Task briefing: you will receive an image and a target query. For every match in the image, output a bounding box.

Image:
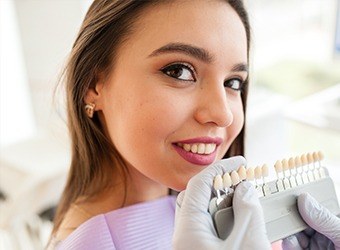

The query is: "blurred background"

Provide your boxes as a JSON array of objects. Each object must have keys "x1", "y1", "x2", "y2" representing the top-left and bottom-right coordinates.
[{"x1": 0, "y1": 0, "x2": 339, "y2": 249}]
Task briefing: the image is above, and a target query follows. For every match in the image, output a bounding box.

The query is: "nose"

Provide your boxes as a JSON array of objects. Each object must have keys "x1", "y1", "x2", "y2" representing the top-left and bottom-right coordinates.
[{"x1": 194, "y1": 81, "x2": 234, "y2": 127}]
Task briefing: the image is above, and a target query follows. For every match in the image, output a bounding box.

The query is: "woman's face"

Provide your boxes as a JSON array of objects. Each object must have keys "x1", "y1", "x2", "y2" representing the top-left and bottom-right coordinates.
[{"x1": 96, "y1": 0, "x2": 247, "y2": 191}]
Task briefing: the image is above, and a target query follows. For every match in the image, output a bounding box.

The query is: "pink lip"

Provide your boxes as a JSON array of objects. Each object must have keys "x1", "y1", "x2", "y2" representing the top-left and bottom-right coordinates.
[{"x1": 172, "y1": 137, "x2": 223, "y2": 165}]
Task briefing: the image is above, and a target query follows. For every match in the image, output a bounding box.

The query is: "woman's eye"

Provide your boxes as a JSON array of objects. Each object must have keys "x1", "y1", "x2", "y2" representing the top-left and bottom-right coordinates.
[
  {"x1": 161, "y1": 63, "x2": 196, "y2": 81},
  {"x1": 224, "y1": 78, "x2": 244, "y2": 91}
]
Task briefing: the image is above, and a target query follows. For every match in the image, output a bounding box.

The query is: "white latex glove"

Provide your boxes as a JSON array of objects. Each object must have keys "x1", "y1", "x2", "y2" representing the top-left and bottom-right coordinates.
[
  {"x1": 172, "y1": 156, "x2": 271, "y2": 250},
  {"x1": 282, "y1": 193, "x2": 340, "y2": 250}
]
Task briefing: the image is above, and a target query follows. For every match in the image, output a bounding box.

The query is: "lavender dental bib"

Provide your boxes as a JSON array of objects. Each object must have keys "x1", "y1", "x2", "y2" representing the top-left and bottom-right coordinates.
[{"x1": 57, "y1": 196, "x2": 176, "y2": 250}]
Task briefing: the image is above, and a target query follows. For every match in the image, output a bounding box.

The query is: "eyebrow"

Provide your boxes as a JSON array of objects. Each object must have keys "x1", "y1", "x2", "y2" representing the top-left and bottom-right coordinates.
[
  {"x1": 148, "y1": 42, "x2": 214, "y2": 63},
  {"x1": 148, "y1": 42, "x2": 248, "y2": 73}
]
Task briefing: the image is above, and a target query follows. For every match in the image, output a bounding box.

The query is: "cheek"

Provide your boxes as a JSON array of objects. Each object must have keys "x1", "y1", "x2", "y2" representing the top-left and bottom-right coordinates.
[{"x1": 219, "y1": 96, "x2": 244, "y2": 158}]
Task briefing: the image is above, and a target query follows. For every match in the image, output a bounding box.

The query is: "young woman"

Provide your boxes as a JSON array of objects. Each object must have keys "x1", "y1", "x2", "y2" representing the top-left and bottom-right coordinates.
[{"x1": 49, "y1": 0, "x2": 340, "y2": 249}]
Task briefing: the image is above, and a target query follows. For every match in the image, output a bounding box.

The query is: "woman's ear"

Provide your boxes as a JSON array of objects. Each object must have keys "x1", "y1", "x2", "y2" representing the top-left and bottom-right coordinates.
[{"x1": 84, "y1": 79, "x2": 105, "y2": 111}]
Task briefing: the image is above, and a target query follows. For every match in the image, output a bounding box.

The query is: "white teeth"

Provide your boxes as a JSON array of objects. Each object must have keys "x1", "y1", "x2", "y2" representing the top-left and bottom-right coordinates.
[
  {"x1": 197, "y1": 143, "x2": 205, "y2": 154},
  {"x1": 179, "y1": 143, "x2": 216, "y2": 155},
  {"x1": 191, "y1": 144, "x2": 198, "y2": 153},
  {"x1": 183, "y1": 144, "x2": 191, "y2": 152}
]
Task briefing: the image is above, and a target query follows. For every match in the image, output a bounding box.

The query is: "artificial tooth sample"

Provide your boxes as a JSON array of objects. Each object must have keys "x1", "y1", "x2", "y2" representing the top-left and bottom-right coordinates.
[
  {"x1": 238, "y1": 165, "x2": 247, "y2": 181},
  {"x1": 213, "y1": 174, "x2": 223, "y2": 205},
  {"x1": 213, "y1": 175, "x2": 223, "y2": 191},
  {"x1": 254, "y1": 166, "x2": 262, "y2": 180},
  {"x1": 223, "y1": 172, "x2": 232, "y2": 193},
  {"x1": 306, "y1": 152, "x2": 315, "y2": 181},
  {"x1": 261, "y1": 164, "x2": 271, "y2": 196},
  {"x1": 254, "y1": 166, "x2": 264, "y2": 196},
  {"x1": 246, "y1": 167, "x2": 255, "y2": 181},
  {"x1": 274, "y1": 160, "x2": 283, "y2": 177},
  {"x1": 300, "y1": 154, "x2": 309, "y2": 184},
  {"x1": 317, "y1": 151, "x2": 326, "y2": 178},
  {"x1": 288, "y1": 157, "x2": 297, "y2": 187},
  {"x1": 318, "y1": 151, "x2": 324, "y2": 161},
  {"x1": 274, "y1": 160, "x2": 284, "y2": 192},
  {"x1": 294, "y1": 156, "x2": 304, "y2": 185},
  {"x1": 311, "y1": 152, "x2": 320, "y2": 180},
  {"x1": 281, "y1": 159, "x2": 291, "y2": 189},
  {"x1": 301, "y1": 154, "x2": 308, "y2": 166},
  {"x1": 230, "y1": 171, "x2": 240, "y2": 186},
  {"x1": 262, "y1": 164, "x2": 269, "y2": 180}
]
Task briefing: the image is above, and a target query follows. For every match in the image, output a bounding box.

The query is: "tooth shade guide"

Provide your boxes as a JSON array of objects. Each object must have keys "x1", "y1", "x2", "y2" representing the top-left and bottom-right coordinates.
[
  {"x1": 238, "y1": 165, "x2": 247, "y2": 181},
  {"x1": 213, "y1": 174, "x2": 223, "y2": 191},
  {"x1": 282, "y1": 159, "x2": 289, "y2": 171},
  {"x1": 294, "y1": 156, "x2": 302, "y2": 168},
  {"x1": 246, "y1": 167, "x2": 255, "y2": 181},
  {"x1": 288, "y1": 158, "x2": 295, "y2": 169},
  {"x1": 318, "y1": 151, "x2": 324, "y2": 161},
  {"x1": 301, "y1": 154, "x2": 308, "y2": 165},
  {"x1": 223, "y1": 172, "x2": 232, "y2": 189},
  {"x1": 307, "y1": 153, "x2": 313, "y2": 164},
  {"x1": 274, "y1": 160, "x2": 283, "y2": 173},
  {"x1": 230, "y1": 171, "x2": 240, "y2": 186},
  {"x1": 254, "y1": 166, "x2": 262, "y2": 179},
  {"x1": 262, "y1": 164, "x2": 269, "y2": 177}
]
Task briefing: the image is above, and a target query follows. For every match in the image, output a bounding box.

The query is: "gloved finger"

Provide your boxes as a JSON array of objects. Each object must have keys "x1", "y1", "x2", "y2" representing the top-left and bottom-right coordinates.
[
  {"x1": 297, "y1": 193, "x2": 340, "y2": 246},
  {"x1": 310, "y1": 232, "x2": 336, "y2": 249},
  {"x1": 182, "y1": 156, "x2": 246, "y2": 213},
  {"x1": 282, "y1": 231, "x2": 310, "y2": 250},
  {"x1": 227, "y1": 181, "x2": 270, "y2": 249},
  {"x1": 281, "y1": 235, "x2": 303, "y2": 250},
  {"x1": 174, "y1": 191, "x2": 185, "y2": 228},
  {"x1": 176, "y1": 191, "x2": 185, "y2": 209}
]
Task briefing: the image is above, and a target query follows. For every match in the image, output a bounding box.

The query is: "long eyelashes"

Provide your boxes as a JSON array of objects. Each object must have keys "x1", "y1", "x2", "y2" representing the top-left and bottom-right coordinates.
[
  {"x1": 160, "y1": 62, "x2": 196, "y2": 82},
  {"x1": 160, "y1": 62, "x2": 245, "y2": 91},
  {"x1": 224, "y1": 78, "x2": 245, "y2": 91}
]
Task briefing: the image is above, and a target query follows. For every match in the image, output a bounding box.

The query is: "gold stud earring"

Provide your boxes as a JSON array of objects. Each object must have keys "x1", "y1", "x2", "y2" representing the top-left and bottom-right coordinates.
[{"x1": 85, "y1": 103, "x2": 95, "y2": 118}]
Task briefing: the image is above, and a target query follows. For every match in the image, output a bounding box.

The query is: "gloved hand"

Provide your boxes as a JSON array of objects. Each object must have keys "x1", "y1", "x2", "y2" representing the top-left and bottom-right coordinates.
[
  {"x1": 282, "y1": 193, "x2": 340, "y2": 250},
  {"x1": 172, "y1": 156, "x2": 271, "y2": 250}
]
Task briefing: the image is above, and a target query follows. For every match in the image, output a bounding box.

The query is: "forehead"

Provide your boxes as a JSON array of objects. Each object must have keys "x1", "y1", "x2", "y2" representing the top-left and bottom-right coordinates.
[{"x1": 122, "y1": 0, "x2": 248, "y2": 65}]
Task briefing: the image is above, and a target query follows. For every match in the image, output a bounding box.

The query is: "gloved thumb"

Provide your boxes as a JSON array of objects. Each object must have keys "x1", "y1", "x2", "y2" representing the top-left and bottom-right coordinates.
[
  {"x1": 174, "y1": 191, "x2": 185, "y2": 227},
  {"x1": 297, "y1": 193, "x2": 340, "y2": 247},
  {"x1": 226, "y1": 181, "x2": 271, "y2": 249}
]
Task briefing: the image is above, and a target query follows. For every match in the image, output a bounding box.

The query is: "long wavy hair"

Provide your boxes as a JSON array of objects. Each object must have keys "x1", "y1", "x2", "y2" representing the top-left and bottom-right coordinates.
[{"x1": 52, "y1": 0, "x2": 251, "y2": 236}]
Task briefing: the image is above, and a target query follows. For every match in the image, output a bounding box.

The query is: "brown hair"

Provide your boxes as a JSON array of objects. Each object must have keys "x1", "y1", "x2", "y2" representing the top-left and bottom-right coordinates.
[{"x1": 52, "y1": 0, "x2": 251, "y2": 236}]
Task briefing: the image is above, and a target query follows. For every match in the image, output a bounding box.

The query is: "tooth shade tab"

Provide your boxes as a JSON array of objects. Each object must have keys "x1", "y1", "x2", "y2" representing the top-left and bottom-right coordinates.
[
  {"x1": 312, "y1": 152, "x2": 319, "y2": 161},
  {"x1": 301, "y1": 154, "x2": 308, "y2": 165},
  {"x1": 262, "y1": 164, "x2": 269, "y2": 177},
  {"x1": 238, "y1": 165, "x2": 247, "y2": 181},
  {"x1": 282, "y1": 159, "x2": 289, "y2": 171},
  {"x1": 288, "y1": 157, "x2": 295, "y2": 169},
  {"x1": 294, "y1": 156, "x2": 301, "y2": 167},
  {"x1": 223, "y1": 172, "x2": 232, "y2": 188},
  {"x1": 231, "y1": 171, "x2": 240, "y2": 185},
  {"x1": 246, "y1": 167, "x2": 255, "y2": 181},
  {"x1": 213, "y1": 174, "x2": 223, "y2": 191},
  {"x1": 307, "y1": 153, "x2": 313, "y2": 164},
  {"x1": 274, "y1": 161, "x2": 283, "y2": 173},
  {"x1": 180, "y1": 143, "x2": 216, "y2": 155},
  {"x1": 318, "y1": 151, "x2": 324, "y2": 160},
  {"x1": 255, "y1": 166, "x2": 262, "y2": 179}
]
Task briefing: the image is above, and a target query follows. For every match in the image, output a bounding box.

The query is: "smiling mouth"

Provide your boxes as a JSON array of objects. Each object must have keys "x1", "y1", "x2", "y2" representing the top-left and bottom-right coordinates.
[{"x1": 176, "y1": 143, "x2": 217, "y2": 155}]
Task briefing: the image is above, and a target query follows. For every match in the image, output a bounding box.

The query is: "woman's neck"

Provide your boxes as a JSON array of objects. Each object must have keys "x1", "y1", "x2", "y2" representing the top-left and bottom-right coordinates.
[{"x1": 76, "y1": 165, "x2": 169, "y2": 215}]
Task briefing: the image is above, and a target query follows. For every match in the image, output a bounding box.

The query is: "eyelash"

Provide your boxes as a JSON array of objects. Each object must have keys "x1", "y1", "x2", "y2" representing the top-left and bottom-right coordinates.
[
  {"x1": 224, "y1": 78, "x2": 245, "y2": 91},
  {"x1": 160, "y1": 62, "x2": 245, "y2": 91},
  {"x1": 160, "y1": 62, "x2": 196, "y2": 82}
]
